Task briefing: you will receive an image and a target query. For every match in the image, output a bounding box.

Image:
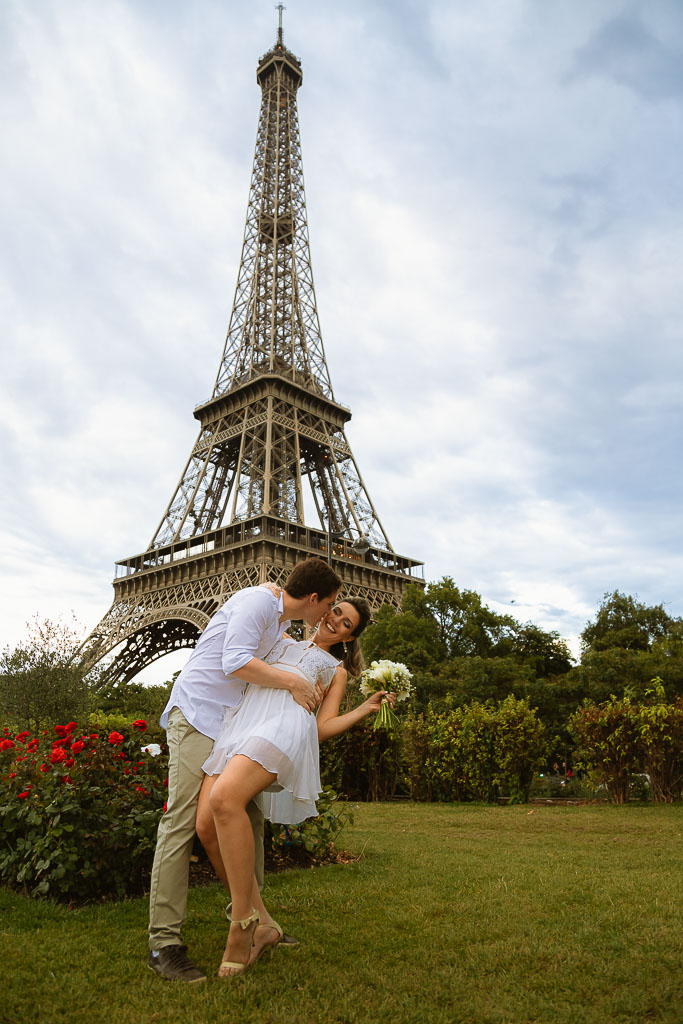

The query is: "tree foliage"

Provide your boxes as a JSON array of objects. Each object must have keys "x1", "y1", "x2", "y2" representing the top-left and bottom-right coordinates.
[
  {"x1": 581, "y1": 591, "x2": 677, "y2": 654},
  {"x1": 362, "y1": 579, "x2": 574, "y2": 719},
  {"x1": 0, "y1": 618, "x2": 93, "y2": 730}
]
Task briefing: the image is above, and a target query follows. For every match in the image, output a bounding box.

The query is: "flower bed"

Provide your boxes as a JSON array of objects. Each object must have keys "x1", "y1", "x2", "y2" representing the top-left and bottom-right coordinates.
[
  {"x1": 0, "y1": 719, "x2": 168, "y2": 901},
  {"x1": 1, "y1": 719, "x2": 355, "y2": 903}
]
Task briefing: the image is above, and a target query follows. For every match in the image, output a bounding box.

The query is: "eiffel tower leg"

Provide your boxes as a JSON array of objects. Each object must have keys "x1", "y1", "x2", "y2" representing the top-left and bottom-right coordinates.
[
  {"x1": 80, "y1": 558, "x2": 302, "y2": 685},
  {"x1": 80, "y1": 601, "x2": 209, "y2": 686}
]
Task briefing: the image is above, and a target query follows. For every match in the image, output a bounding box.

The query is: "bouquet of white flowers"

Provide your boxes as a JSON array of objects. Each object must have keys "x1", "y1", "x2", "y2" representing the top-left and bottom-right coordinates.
[{"x1": 359, "y1": 659, "x2": 413, "y2": 732}]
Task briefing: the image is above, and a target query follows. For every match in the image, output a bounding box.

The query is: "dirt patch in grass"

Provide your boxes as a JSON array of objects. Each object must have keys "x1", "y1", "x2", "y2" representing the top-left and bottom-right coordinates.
[{"x1": 188, "y1": 844, "x2": 361, "y2": 888}]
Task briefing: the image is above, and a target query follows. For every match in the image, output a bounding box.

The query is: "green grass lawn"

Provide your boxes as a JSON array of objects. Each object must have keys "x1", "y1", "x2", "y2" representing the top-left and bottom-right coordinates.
[{"x1": 2, "y1": 803, "x2": 682, "y2": 1024}]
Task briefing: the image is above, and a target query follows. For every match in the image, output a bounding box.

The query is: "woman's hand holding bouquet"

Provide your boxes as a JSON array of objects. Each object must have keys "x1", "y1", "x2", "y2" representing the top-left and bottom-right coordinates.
[{"x1": 359, "y1": 659, "x2": 413, "y2": 732}]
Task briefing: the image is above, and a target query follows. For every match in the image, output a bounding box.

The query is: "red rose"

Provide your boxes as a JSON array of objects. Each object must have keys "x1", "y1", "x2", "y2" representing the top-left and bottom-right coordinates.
[
  {"x1": 2, "y1": 727, "x2": 9, "y2": 735},
  {"x1": 0, "y1": 739, "x2": 15, "y2": 751},
  {"x1": 65, "y1": 722, "x2": 77, "y2": 732},
  {"x1": 54, "y1": 725, "x2": 68, "y2": 738},
  {"x1": 52, "y1": 738, "x2": 69, "y2": 748},
  {"x1": 40, "y1": 763, "x2": 51, "y2": 773},
  {"x1": 136, "y1": 785, "x2": 149, "y2": 795},
  {"x1": 64, "y1": 758, "x2": 75, "y2": 768},
  {"x1": 89, "y1": 733, "x2": 99, "y2": 741},
  {"x1": 70, "y1": 740, "x2": 85, "y2": 754},
  {"x1": 163, "y1": 801, "x2": 168, "y2": 812},
  {"x1": 108, "y1": 731, "x2": 124, "y2": 746},
  {"x1": 15, "y1": 731, "x2": 30, "y2": 742},
  {"x1": 18, "y1": 791, "x2": 30, "y2": 799},
  {"x1": 61, "y1": 775, "x2": 74, "y2": 784},
  {"x1": 50, "y1": 748, "x2": 68, "y2": 764},
  {"x1": 9, "y1": 772, "x2": 16, "y2": 778},
  {"x1": 163, "y1": 777, "x2": 169, "y2": 787},
  {"x1": 132, "y1": 719, "x2": 147, "y2": 730},
  {"x1": 27, "y1": 740, "x2": 39, "y2": 751}
]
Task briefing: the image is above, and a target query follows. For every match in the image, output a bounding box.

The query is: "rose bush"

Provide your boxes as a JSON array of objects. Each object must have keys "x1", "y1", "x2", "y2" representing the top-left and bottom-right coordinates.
[{"x1": 0, "y1": 719, "x2": 168, "y2": 901}]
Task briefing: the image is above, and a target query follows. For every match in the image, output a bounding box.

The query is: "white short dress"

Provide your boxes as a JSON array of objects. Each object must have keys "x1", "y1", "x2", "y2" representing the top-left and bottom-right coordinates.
[{"x1": 201, "y1": 637, "x2": 340, "y2": 824}]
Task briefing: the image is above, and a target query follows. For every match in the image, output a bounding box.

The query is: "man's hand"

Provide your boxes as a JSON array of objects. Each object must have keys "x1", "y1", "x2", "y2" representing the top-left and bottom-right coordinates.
[
  {"x1": 314, "y1": 681, "x2": 324, "y2": 708},
  {"x1": 286, "y1": 674, "x2": 317, "y2": 713}
]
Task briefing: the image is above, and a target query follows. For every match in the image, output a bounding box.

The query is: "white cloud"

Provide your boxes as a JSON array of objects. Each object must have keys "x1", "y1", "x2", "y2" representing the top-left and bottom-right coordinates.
[{"x1": 1, "y1": 0, "x2": 682, "y2": 681}]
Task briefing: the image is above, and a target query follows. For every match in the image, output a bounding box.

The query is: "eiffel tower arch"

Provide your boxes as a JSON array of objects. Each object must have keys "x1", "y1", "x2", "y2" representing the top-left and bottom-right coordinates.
[{"x1": 83, "y1": 20, "x2": 423, "y2": 684}]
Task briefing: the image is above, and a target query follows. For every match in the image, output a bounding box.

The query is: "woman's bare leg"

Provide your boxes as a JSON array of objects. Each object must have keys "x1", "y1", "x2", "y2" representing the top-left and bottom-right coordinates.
[
  {"x1": 196, "y1": 775, "x2": 229, "y2": 887},
  {"x1": 209, "y1": 755, "x2": 276, "y2": 973},
  {"x1": 198, "y1": 773, "x2": 281, "y2": 961}
]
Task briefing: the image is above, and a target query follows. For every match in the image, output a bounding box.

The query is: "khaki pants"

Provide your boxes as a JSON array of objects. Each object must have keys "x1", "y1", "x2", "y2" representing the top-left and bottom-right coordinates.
[{"x1": 148, "y1": 707, "x2": 265, "y2": 950}]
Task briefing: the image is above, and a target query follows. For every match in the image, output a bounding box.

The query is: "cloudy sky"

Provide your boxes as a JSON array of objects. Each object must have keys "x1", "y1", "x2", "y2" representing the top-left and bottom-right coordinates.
[{"x1": 2, "y1": 0, "x2": 682, "y2": 679}]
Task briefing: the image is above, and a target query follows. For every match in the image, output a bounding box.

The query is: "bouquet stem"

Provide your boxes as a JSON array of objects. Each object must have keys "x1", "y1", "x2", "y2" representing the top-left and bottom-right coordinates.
[{"x1": 373, "y1": 698, "x2": 399, "y2": 733}]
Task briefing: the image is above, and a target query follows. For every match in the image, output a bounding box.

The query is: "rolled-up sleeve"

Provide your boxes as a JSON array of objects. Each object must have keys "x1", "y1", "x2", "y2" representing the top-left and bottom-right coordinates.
[{"x1": 221, "y1": 589, "x2": 277, "y2": 677}]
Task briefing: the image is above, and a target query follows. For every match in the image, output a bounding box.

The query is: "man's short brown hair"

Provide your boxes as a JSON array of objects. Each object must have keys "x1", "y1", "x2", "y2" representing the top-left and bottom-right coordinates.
[{"x1": 284, "y1": 558, "x2": 342, "y2": 600}]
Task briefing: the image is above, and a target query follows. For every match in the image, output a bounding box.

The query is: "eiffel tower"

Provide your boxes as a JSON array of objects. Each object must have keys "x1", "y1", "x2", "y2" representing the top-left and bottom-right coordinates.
[{"x1": 82, "y1": 14, "x2": 423, "y2": 683}]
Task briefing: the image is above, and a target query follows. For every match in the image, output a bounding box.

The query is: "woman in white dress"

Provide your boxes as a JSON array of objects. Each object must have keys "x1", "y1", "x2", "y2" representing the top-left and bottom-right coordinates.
[{"x1": 195, "y1": 597, "x2": 392, "y2": 979}]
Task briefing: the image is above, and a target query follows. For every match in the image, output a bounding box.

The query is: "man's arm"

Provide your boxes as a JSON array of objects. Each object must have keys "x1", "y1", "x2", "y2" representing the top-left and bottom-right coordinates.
[
  {"x1": 233, "y1": 658, "x2": 317, "y2": 713},
  {"x1": 221, "y1": 589, "x2": 316, "y2": 713}
]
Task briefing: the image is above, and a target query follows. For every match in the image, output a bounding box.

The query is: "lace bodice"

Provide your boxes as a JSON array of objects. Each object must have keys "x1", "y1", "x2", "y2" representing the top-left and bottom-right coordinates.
[{"x1": 264, "y1": 637, "x2": 340, "y2": 691}]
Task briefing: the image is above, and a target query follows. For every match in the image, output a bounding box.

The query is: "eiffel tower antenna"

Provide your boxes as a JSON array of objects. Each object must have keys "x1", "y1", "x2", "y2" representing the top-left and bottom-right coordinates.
[
  {"x1": 276, "y1": 3, "x2": 286, "y2": 46},
  {"x1": 82, "y1": 23, "x2": 423, "y2": 683}
]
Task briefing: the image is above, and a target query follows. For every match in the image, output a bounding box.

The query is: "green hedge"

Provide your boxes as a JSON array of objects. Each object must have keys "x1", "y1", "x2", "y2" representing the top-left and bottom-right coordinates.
[
  {"x1": 569, "y1": 686, "x2": 683, "y2": 803},
  {"x1": 320, "y1": 694, "x2": 547, "y2": 804}
]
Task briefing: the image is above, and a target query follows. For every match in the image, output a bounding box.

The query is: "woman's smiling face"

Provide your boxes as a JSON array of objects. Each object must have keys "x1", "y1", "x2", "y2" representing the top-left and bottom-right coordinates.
[{"x1": 316, "y1": 601, "x2": 361, "y2": 645}]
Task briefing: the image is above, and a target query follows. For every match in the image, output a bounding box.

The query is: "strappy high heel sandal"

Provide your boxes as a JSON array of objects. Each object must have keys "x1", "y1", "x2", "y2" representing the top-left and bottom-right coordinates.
[
  {"x1": 218, "y1": 908, "x2": 260, "y2": 979},
  {"x1": 225, "y1": 904, "x2": 283, "y2": 965},
  {"x1": 250, "y1": 920, "x2": 284, "y2": 965}
]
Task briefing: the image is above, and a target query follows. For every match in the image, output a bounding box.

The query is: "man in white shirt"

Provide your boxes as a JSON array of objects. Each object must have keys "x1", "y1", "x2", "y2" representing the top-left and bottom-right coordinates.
[{"x1": 148, "y1": 557, "x2": 342, "y2": 982}]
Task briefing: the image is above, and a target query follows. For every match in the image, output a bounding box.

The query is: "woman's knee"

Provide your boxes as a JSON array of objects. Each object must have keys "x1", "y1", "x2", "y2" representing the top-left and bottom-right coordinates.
[
  {"x1": 196, "y1": 803, "x2": 217, "y2": 847},
  {"x1": 209, "y1": 780, "x2": 243, "y2": 820}
]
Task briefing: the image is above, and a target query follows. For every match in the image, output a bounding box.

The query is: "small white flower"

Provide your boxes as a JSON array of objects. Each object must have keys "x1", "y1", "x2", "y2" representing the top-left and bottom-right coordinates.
[{"x1": 141, "y1": 743, "x2": 162, "y2": 757}]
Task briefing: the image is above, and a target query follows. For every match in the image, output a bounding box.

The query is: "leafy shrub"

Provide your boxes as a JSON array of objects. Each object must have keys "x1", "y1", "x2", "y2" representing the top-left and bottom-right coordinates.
[
  {"x1": 401, "y1": 713, "x2": 433, "y2": 801},
  {"x1": 90, "y1": 678, "x2": 174, "y2": 724},
  {"x1": 0, "y1": 718, "x2": 167, "y2": 901},
  {"x1": 86, "y1": 711, "x2": 165, "y2": 741},
  {"x1": 423, "y1": 704, "x2": 469, "y2": 801},
  {"x1": 424, "y1": 696, "x2": 547, "y2": 803},
  {"x1": 0, "y1": 618, "x2": 94, "y2": 730},
  {"x1": 319, "y1": 717, "x2": 404, "y2": 800},
  {"x1": 569, "y1": 697, "x2": 640, "y2": 803},
  {"x1": 265, "y1": 789, "x2": 354, "y2": 868},
  {"x1": 635, "y1": 689, "x2": 683, "y2": 802},
  {"x1": 569, "y1": 685, "x2": 683, "y2": 804},
  {"x1": 529, "y1": 774, "x2": 595, "y2": 799}
]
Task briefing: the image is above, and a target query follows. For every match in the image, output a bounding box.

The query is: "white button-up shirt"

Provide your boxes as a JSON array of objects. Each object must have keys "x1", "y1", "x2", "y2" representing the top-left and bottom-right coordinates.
[{"x1": 160, "y1": 585, "x2": 291, "y2": 740}]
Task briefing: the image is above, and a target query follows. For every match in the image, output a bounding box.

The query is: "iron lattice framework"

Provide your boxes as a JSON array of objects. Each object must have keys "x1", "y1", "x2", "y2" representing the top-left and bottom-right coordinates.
[{"x1": 82, "y1": 26, "x2": 423, "y2": 683}]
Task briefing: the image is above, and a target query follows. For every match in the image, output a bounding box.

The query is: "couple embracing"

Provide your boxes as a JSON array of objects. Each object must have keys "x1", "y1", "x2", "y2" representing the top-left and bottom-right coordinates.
[{"x1": 148, "y1": 557, "x2": 392, "y2": 982}]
